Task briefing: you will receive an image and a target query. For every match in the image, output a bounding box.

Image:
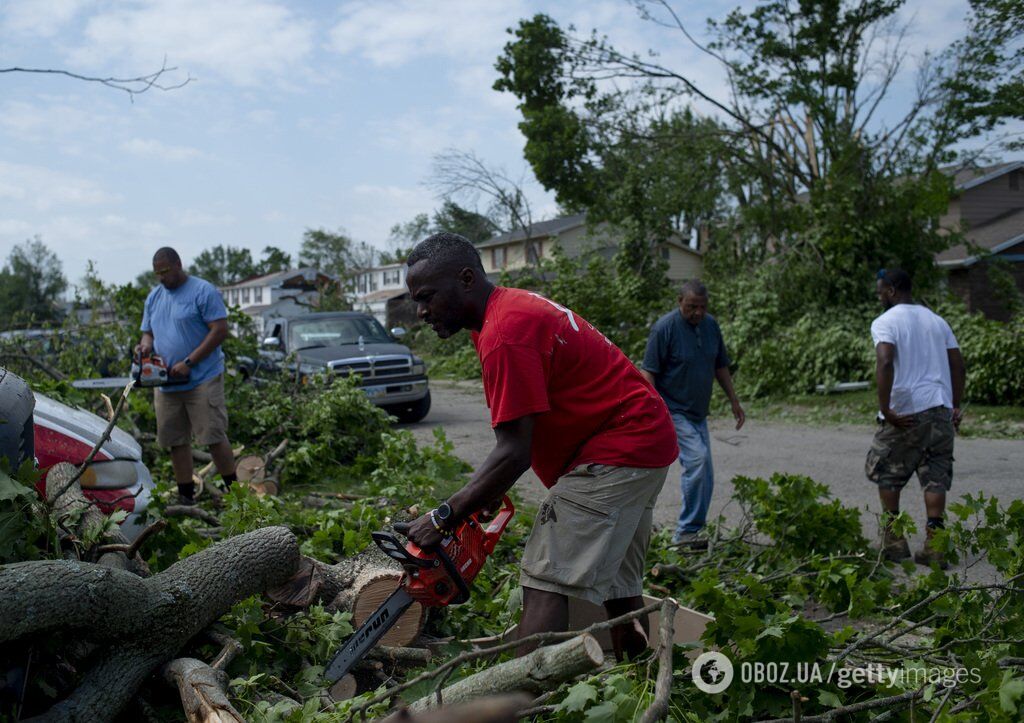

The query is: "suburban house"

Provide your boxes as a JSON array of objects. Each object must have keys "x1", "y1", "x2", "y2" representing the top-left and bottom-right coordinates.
[
  {"x1": 937, "y1": 161, "x2": 1024, "y2": 320},
  {"x1": 351, "y1": 263, "x2": 414, "y2": 328},
  {"x1": 473, "y1": 213, "x2": 704, "y2": 284},
  {"x1": 219, "y1": 268, "x2": 335, "y2": 331}
]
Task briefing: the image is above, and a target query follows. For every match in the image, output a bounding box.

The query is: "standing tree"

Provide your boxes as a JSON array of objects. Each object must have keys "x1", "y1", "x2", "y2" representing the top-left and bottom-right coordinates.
[
  {"x1": 494, "y1": 1, "x2": 1023, "y2": 310},
  {"x1": 298, "y1": 229, "x2": 355, "y2": 277},
  {"x1": 188, "y1": 245, "x2": 257, "y2": 287},
  {"x1": 255, "y1": 246, "x2": 292, "y2": 276},
  {"x1": 0, "y1": 237, "x2": 68, "y2": 326}
]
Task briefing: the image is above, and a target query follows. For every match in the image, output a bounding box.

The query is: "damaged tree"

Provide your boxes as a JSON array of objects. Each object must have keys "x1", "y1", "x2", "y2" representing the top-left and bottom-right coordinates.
[{"x1": 0, "y1": 525, "x2": 300, "y2": 721}]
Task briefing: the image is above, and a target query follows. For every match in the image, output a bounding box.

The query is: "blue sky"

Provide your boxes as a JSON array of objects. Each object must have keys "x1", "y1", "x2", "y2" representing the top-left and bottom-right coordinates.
[{"x1": 0, "y1": 0, "x2": 969, "y2": 288}]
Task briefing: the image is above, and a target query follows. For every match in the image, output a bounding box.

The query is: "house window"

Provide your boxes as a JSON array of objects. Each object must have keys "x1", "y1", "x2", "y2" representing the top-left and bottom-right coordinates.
[
  {"x1": 242, "y1": 288, "x2": 251, "y2": 303},
  {"x1": 230, "y1": 289, "x2": 239, "y2": 305},
  {"x1": 383, "y1": 269, "x2": 400, "y2": 286},
  {"x1": 254, "y1": 286, "x2": 263, "y2": 303},
  {"x1": 358, "y1": 275, "x2": 367, "y2": 293},
  {"x1": 661, "y1": 246, "x2": 670, "y2": 260},
  {"x1": 492, "y1": 246, "x2": 507, "y2": 269}
]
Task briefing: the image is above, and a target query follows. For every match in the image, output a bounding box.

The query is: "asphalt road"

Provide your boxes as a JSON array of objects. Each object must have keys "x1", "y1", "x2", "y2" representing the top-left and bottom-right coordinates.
[{"x1": 406, "y1": 380, "x2": 1022, "y2": 559}]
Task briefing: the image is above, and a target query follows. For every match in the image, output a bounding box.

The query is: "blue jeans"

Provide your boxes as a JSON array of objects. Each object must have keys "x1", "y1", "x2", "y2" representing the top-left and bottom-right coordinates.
[{"x1": 672, "y1": 414, "x2": 714, "y2": 537}]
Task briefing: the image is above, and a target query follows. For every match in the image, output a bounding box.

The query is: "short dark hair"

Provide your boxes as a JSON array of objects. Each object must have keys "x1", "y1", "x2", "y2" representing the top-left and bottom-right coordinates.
[
  {"x1": 879, "y1": 268, "x2": 912, "y2": 293},
  {"x1": 679, "y1": 279, "x2": 708, "y2": 299},
  {"x1": 407, "y1": 232, "x2": 484, "y2": 274},
  {"x1": 153, "y1": 247, "x2": 182, "y2": 266}
]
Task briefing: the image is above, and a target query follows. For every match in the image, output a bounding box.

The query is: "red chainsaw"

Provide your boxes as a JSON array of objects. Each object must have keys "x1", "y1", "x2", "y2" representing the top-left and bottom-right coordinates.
[{"x1": 324, "y1": 496, "x2": 515, "y2": 682}]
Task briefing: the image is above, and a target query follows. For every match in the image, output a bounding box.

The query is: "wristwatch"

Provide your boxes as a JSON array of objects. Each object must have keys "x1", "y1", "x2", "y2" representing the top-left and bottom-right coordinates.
[
  {"x1": 432, "y1": 501, "x2": 454, "y2": 533},
  {"x1": 184, "y1": 356, "x2": 194, "y2": 368}
]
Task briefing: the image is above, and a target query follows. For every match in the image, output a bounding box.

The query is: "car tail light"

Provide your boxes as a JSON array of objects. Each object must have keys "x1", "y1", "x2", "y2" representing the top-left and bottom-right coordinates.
[{"x1": 78, "y1": 459, "x2": 140, "y2": 489}]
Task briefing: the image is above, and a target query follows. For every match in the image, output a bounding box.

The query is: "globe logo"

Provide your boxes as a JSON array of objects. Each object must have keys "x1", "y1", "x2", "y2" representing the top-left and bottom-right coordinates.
[{"x1": 692, "y1": 651, "x2": 734, "y2": 694}]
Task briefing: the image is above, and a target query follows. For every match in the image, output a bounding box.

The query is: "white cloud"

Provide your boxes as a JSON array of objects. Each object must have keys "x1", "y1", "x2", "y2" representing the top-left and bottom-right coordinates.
[
  {"x1": 329, "y1": 0, "x2": 525, "y2": 68},
  {"x1": 68, "y1": 0, "x2": 315, "y2": 86},
  {"x1": 121, "y1": 137, "x2": 204, "y2": 161},
  {"x1": 2, "y1": 0, "x2": 87, "y2": 38},
  {"x1": 178, "y1": 210, "x2": 235, "y2": 227},
  {"x1": 0, "y1": 161, "x2": 116, "y2": 210}
]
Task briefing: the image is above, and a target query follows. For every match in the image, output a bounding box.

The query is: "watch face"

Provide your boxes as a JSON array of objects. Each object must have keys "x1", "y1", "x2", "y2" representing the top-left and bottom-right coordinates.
[{"x1": 436, "y1": 502, "x2": 452, "y2": 521}]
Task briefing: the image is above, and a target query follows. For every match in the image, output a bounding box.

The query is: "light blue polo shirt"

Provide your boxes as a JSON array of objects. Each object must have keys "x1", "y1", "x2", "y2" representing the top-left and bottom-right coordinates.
[{"x1": 140, "y1": 276, "x2": 227, "y2": 393}]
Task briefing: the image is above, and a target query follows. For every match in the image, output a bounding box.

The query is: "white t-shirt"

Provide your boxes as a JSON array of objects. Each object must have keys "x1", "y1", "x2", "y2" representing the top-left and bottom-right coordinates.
[{"x1": 870, "y1": 304, "x2": 959, "y2": 415}]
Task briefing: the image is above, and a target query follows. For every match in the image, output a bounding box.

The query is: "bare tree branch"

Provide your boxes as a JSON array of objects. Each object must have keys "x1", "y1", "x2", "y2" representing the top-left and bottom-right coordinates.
[{"x1": 0, "y1": 58, "x2": 192, "y2": 100}]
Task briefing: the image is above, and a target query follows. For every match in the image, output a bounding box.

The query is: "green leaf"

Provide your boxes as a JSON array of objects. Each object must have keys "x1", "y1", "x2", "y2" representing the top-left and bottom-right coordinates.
[
  {"x1": 583, "y1": 701, "x2": 619, "y2": 723},
  {"x1": 998, "y1": 672, "x2": 1024, "y2": 714},
  {"x1": 0, "y1": 469, "x2": 33, "y2": 502},
  {"x1": 818, "y1": 690, "x2": 842, "y2": 708},
  {"x1": 559, "y1": 681, "x2": 598, "y2": 712}
]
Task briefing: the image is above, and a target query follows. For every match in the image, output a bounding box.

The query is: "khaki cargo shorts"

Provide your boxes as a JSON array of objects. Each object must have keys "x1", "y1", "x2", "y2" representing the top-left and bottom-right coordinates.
[
  {"x1": 155, "y1": 374, "x2": 229, "y2": 448},
  {"x1": 520, "y1": 463, "x2": 669, "y2": 605},
  {"x1": 865, "y1": 406, "x2": 954, "y2": 494}
]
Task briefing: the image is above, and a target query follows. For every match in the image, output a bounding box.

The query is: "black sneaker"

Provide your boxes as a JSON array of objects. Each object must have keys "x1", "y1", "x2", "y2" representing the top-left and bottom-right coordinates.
[
  {"x1": 177, "y1": 493, "x2": 197, "y2": 506},
  {"x1": 672, "y1": 532, "x2": 709, "y2": 550}
]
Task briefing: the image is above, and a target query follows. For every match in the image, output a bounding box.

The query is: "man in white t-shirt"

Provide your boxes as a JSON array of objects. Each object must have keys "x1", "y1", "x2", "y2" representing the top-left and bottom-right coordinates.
[{"x1": 865, "y1": 269, "x2": 966, "y2": 569}]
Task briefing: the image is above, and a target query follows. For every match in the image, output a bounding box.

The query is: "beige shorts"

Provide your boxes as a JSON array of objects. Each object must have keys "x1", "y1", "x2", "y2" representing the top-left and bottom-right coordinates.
[
  {"x1": 520, "y1": 463, "x2": 669, "y2": 605},
  {"x1": 155, "y1": 374, "x2": 229, "y2": 448}
]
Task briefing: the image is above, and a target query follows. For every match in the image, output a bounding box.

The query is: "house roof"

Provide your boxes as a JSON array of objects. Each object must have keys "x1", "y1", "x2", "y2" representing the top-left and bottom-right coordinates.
[
  {"x1": 937, "y1": 207, "x2": 1024, "y2": 267},
  {"x1": 474, "y1": 213, "x2": 588, "y2": 249},
  {"x1": 220, "y1": 267, "x2": 335, "y2": 290},
  {"x1": 474, "y1": 212, "x2": 702, "y2": 257},
  {"x1": 944, "y1": 161, "x2": 1023, "y2": 191},
  {"x1": 358, "y1": 289, "x2": 408, "y2": 303}
]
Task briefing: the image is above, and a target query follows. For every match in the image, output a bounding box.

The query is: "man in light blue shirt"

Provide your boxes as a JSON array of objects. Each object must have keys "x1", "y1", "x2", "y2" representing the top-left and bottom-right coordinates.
[{"x1": 137, "y1": 247, "x2": 236, "y2": 504}]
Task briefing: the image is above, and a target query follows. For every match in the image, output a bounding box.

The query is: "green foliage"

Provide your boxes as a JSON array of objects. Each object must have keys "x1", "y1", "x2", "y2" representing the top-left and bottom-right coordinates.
[
  {"x1": 0, "y1": 236, "x2": 68, "y2": 328},
  {"x1": 298, "y1": 228, "x2": 354, "y2": 277},
  {"x1": 189, "y1": 245, "x2": 259, "y2": 286},
  {"x1": 0, "y1": 460, "x2": 50, "y2": 564},
  {"x1": 938, "y1": 301, "x2": 1024, "y2": 405}
]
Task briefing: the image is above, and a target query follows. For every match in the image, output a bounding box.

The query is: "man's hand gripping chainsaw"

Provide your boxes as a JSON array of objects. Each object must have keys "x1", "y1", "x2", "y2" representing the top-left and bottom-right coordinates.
[{"x1": 323, "y1": 496, "x2": 515, "y2": 682}]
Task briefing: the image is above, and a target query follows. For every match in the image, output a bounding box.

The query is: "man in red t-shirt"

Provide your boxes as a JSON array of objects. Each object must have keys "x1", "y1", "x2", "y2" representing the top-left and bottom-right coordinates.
[{"x1": 397, "y1": 232, "x2": 678, "y2": 659}]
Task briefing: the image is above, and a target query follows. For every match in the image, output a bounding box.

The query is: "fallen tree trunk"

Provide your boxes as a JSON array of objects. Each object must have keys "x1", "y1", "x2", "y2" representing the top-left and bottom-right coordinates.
[
  {"x1": 1, "y1": 525, "x2": 300, "y2": 721},
  {"x1": 408, "y1": 633, "x2": 605, "y2": 711},
  {"x1": 163, "y1": 657, "x2": 244, "y2": 723}
]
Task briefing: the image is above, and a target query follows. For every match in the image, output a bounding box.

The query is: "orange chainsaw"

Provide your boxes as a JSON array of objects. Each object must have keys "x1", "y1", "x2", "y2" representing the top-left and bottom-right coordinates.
[
  {"x1": 72, "y1": 353, "x2": 190, "y2": 390},
  {"x1": 324, "y1": 496, "x2": 515, "y2": 682}
]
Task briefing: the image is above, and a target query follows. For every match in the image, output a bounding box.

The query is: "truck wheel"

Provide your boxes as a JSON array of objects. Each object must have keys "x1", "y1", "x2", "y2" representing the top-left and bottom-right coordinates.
[
  {"x1": 0, "y1": 367, "x2": 35, "y2": 471},
  {"x1": 388, "y1": 391, "x2": 431, "y2": 424}
]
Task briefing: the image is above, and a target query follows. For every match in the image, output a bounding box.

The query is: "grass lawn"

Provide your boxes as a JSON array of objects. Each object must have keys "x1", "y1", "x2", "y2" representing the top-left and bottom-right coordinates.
[{"x1": 711, "y1": 388, "x2": 1024, "y2": 439}]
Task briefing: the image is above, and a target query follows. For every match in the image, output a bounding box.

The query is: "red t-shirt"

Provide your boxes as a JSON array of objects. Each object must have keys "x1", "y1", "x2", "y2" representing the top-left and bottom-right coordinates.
[{"x1": 470, "y1": 287, "x2": 678, "y2": 487}]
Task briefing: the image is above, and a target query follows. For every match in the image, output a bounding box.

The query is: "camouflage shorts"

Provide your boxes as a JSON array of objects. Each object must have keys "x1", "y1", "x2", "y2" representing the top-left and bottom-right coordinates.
[{"x1": 865, "y1": 406, "x2": 955, "y2": 494}]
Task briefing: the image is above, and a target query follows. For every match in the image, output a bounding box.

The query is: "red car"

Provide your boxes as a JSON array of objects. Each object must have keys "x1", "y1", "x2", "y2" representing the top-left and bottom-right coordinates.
[{"x1": 33, "y1": 393, "x2": 155, "y2": 541}]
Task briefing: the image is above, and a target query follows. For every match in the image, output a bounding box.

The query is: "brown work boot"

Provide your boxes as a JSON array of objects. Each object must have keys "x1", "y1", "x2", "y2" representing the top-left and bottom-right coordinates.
[
  {"x1": 914, "y1": 526, "x2": 948, "y2": 569},
  {"x1": 881, "y1": 524, "x2": 911, "y2": 561}
]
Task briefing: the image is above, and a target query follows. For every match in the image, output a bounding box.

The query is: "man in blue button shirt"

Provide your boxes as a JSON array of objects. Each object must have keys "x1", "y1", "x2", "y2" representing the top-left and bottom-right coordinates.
[
  {"x1": 641, "y1": 280, "x2": 745, "y2": 547},
  {"x1": 136, "y1": 247, "x2": 237, "y2": 504}
]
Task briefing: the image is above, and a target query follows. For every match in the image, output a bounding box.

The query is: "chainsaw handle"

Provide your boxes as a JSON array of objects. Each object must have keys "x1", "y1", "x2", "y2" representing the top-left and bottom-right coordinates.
[{"x1": 435, "y1": 547, "x2": 471, "y2": 604}]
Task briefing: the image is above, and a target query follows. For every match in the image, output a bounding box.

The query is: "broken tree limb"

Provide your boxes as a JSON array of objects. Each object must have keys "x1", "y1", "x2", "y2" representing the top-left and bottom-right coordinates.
[
  {"x1": 408, "y1": 633, "x2": 605, "y2": 711},
  {"x1": 366, "y1": 646, "x2": 432, "y2": 667},
  {"x1": 165, "y1": 505, "x2": 222, "y2": 526},
  {"x1": 638, "y1": 598, "x2": 679, "y2": 723},
  {"x1": 94, "y1": 519, "x2": 167, "y2": 558},
  {"x1": 163, "y1": 657, "x2": 244, "y2": 723},
  {"x1": 207, "y1": 630, "x2": 243, "y2": 671},
  {"x1": 4, "y1": 526, "x2": 299, "y2": 721}
]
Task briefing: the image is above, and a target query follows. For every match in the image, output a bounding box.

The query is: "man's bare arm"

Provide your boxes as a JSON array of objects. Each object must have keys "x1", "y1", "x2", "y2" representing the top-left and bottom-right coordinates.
[
  {"x1": 169, "y1": 319, "x2": 229, "y2": 378},
  {"x1": 876, "y1": 342, "x2": 911, "y2": 427},
  {"x1": 715, "y1": 366, "x2": 745, "y2": 430},
  {"x1": 135, "y1": 331, "x2": 154, "y2": 357},
  {"x1": 947, "y1": 347, "x2": 966, "y2": 428},
  {"x1": 640, "y1": 369, "x2": 656, "y2": 386},
  {"x1": 400, "y1": 415, "x2": 534, "y2": 548}
]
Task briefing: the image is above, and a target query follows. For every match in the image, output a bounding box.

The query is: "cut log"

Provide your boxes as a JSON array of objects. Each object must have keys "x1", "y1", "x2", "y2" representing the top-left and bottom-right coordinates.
[
  {"x1": 328, "y1": 673, "x2": 358, "y2": 702},
  {"x1": 235, "y1": 454, "x2": 266, "y2": 483},
  {"x1": 269, "y1": 549, "x2": 426, "y2": 647},
  {"x1": 408, "y1": 633, "x2": 605, "y2": 711},
  {"x1": 3, "y1": 525, "x2": 300, "y2": 721},
  {"x1": 381, "y1": 694, "x2": 532, "y2": 723},
  {"x1": 163, "y1": 657, "x2": 244, "y2": 723}
]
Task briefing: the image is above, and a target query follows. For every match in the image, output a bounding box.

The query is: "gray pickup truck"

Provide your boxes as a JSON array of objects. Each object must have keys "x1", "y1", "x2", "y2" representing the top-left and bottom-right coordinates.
[{"x1": 247, "y1": 311, "x2": 431, "y2": 423}]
